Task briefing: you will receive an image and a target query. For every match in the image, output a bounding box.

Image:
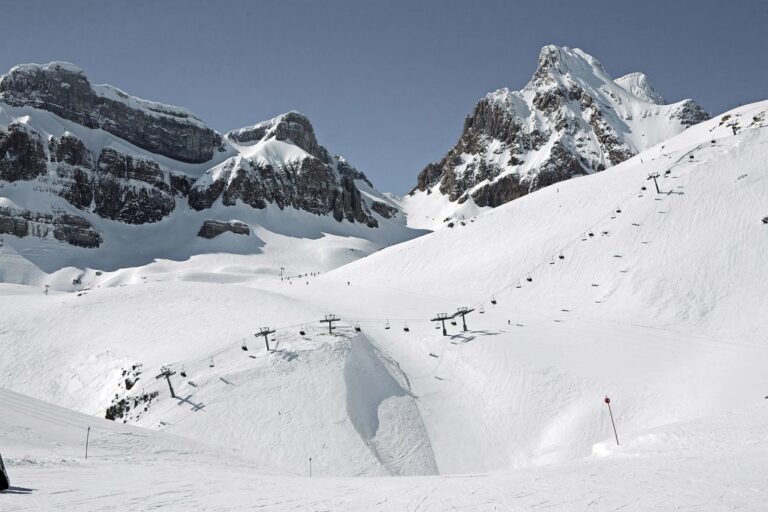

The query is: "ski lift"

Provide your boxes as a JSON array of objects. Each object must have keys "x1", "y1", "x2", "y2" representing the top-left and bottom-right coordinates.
[
  {"x1": 526, "y1": 275, "x2": 533, "y2": 282},
  {"x1": 479, "y1": 304, "x2": 485, "y2": 314},
  {"x1": 180, "y1": 365, "x2": 187, "y2": 378},
  {"x1": 558, "y1": 253, "x2": 565, "y2": 260},
  {"x1": 209, "y1": 357, "x2": 215, "y2": 368},
  {"x1": 241, "y1": 341, "x2": 248, "y2": 351},
  {"x1": 299, "y1": 325, "x2": 306, "y2": 336},
  {"x1": 385, "y1": 320, "x2": 390, "y2": 330},
  {"x1": 403, "y1": 322, "x2": 410, "y2": 332},
  {"x1": 491, "y1": 296, "x2": 497, "y2": 305},
  {"x1": 616, "y1": 206, "x2": 622, "y2": 214}
]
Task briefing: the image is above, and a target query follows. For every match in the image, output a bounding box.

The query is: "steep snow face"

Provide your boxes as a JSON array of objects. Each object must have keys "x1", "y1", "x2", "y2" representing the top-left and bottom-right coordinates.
[
  {"x1": 614, "y1": 72, "x2": 665, "y2": 104},
  {"x1": 405, "y1": 45, "x2": 708, "y2": 229}
]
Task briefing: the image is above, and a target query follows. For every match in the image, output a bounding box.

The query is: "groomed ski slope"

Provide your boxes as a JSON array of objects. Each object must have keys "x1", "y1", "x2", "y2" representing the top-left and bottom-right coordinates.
[{"x1": 1, "y1": 101, "x2": 768, "y2": 509}]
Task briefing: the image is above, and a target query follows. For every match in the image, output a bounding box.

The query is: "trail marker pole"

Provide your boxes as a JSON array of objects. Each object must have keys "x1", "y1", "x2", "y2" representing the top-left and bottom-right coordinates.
[
  {"x1": 430, "y1": 313, "x2": 450, "y2": 336},
  {"x1": 85, "y1": 426, "x2": 90, "y2": 459},
  {"x1": 604, "y1": 396, "x2": 619, "y2": 446},
  {"x1": 155, "y1": 367, "x2": 177, "y2": 398},
  {"x1": 257, "y1": 327, "x2": 276, "y2": 351},
  {"x1": 455, "y1": 307, "x2": 475, "y2": 332},
  {"x1": 320, "y1": 314, "x2": 340, "y2": 335}
]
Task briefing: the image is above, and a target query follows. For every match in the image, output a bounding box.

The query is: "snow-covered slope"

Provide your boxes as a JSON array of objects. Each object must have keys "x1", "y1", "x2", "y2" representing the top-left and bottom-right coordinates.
[
  {"x1": 405, "y1": 45, "x2": 708, "y2": 229},
  {"x1": 0, "y1": 63, "x2": 422, "y2": 275},
  {"x1": 1, "y1": 98, "x2": 766, "y2": 492}
]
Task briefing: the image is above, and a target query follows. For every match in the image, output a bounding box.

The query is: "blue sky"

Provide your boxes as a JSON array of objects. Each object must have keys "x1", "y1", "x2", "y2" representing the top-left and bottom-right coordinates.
[{"x1": 1, "y1": 0, "x2": 766, "y2": 193}]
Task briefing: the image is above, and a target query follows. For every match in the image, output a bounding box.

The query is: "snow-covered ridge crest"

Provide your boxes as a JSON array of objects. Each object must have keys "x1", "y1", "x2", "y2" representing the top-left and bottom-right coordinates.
[
  {"x1": 406, "y1": 45, "x2": 709, "y2": 229},
  {"x1": 614, "y1": 72, "x2": 665, "y2": 104}
]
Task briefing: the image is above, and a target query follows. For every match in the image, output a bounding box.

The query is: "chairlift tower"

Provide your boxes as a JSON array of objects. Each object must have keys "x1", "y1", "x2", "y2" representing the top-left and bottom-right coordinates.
[
  {"x1": 155, "y1": 366, "x2": 177, "y2": 398},
  {"x1": 454, "y1": 307, "x2": 475, "y2": 332},
  {"x1": 320, "y1": 314, "x2": 340, "y2": 335},
  {"x1": 256, "y1": 327, "x2": 276, "y2": 351},
  {"x1": 647, "y1": 172, "x2": 661, "y2": 194},
  {"x1": 431, "y1": 313, "x2": 450, "y2": 336}
]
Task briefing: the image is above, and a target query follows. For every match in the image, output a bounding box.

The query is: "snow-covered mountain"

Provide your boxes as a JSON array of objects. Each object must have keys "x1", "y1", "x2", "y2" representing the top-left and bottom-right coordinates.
[
  {"x1": 0, "y1": 62, "x2": 417, "y2": 273},
  {"x1": 404, "y1": 45, "x2": 709, "y2": 228},
  {"x1": 1, "y1": 98, "x2": 766, "y2": 507}
]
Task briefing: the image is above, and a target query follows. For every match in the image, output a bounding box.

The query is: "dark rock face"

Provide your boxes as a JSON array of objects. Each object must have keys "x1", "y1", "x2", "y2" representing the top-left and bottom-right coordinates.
[
  {"x1": 0, "y1": 206, "x2": 102, "y2": 248},
  {"x1": 371, "y1": 201, "x2": 398, "y2": 219},
  {"x1": 197, "y1": 219, "x2": 250, "y2": 239},
  {"x1": 0, "y1": 123, "x2": 47, "y2": 181},
  {"x1": 0, "y1": 62, "x2": 221, "y2": 163},
  {"x1": 190, "y1": 156, "x2": 377, "y2": 228},
  {"x1": 413, "y1": 46, "x2": 710, "y2": 212}
]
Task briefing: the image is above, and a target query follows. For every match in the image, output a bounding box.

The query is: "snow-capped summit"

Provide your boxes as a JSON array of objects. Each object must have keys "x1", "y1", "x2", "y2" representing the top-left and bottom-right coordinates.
[
  {"x1": 615, "y1": 72, "x2": 665, "y2": 104},
  {"x1": 405, "y1": 45, "x2": 708, "y2": 229}
]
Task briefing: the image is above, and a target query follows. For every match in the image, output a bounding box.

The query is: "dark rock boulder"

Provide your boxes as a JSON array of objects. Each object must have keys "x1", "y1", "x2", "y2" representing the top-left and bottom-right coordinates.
[{"x1": 197, "y1": 219, "x2": 250, "y2": 239}]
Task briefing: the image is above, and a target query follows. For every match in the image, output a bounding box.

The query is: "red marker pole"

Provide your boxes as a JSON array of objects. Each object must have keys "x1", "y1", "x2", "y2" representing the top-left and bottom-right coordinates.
[{"x1": 604, "y1": 396, "x2": 619, "y2": 446}]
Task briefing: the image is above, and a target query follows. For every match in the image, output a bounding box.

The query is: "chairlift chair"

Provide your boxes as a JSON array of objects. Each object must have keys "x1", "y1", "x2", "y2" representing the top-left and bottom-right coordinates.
[
  {"x1": 403, "y1": 322, "x2": 410, "y2": 332},
  {"x1": 354, "y1": 323, "x2": 362, "y2": 332},
  {"x1": 299, "y1": 325, "x2": 306, "y2": 336},
  {"x1": 479, "y1": 305, "x2": 485, "y2": 314},
  {"x1": 209, "y1": 357, "x2": 215, "y2": 368},
  {"x1": 450, "y1": 320, "x2": 457, "y2": 326},
  {"x1": 526, "y1": 275, "x2": 533, "y2": 282},
  {"x1": 558, "y1": 253, "x2": 565, "y2": 260},
  {"x1": 241, "y1": 342, "x2": 248, "y2": 351},
  {"x1": 516, "y1": 281, "x2": 522, "y2": 288},
  {"x1": 385, "y1": 320, "x2": 390, "y2": 330},
  {"x1": 180, "y1": 366, "x2": 187, "y2": 378},
  {"x1": 491, "y1": 297, "x2": 497, "y2": 305}
]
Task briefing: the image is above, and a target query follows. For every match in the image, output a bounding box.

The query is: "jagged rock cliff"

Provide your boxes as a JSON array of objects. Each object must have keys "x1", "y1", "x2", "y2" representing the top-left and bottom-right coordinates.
[
  {"x1": 409, "y1": 45, "x2": 709, "y2": 221},
  {"x1": 0, "y1": 63, "x2": 400, "y2": 249},
  {"x1": 0, "y1": 62, "x2": 221, "y2": 163}
]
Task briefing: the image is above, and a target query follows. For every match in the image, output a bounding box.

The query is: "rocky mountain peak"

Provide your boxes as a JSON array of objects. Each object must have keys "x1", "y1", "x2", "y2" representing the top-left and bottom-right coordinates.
[
  {"x1": 532, "y1": 45, "x2": 606, "y2": 84},
  {"x1": 227, "y1": 111, "x2": 329, "y2": 162},
  {"x1": 409, "y1": 46, "x2": 709, "y2": 221},
  {"x1": 615, "y1": 72, "x2": 665, "y2": 104}
]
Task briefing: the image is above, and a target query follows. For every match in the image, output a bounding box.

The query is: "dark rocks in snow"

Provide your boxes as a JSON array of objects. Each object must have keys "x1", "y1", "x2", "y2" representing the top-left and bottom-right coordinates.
[
  {"x1": 91, "y1": 148, "x2": 175, "y2": 224},
  {"x1": 0, "y1": 206, "x2": 102, "y2": 247},
  {"x1": 0, "y1": 123, "x2": 47, "y2": 182},
  {"x1": 197, "y1": 219, "x2": 250, "y2": 239},
  {"x1": 371, "y1": 201, "x2": 398, "y2": 219},
  {"x1": 0, "y1": 62, "x2": 221, "y2": 163}
]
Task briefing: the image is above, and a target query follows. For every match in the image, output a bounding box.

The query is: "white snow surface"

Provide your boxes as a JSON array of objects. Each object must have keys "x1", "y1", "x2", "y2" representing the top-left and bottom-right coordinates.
[{"x1": 1, "y1": 101, "x2": 768, "y2": 509}]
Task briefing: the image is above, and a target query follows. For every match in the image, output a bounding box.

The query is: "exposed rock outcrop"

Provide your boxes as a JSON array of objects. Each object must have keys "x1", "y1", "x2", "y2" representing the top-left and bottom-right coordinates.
[
  {"x1": 0, "y1": 206, "x2": 102, "y2": 248},
  {"x1": 197, "y1": 219, "x2": 250, "y2": 239},
  {"x1": 0, "y1": 62, "x2": 221, "y2": 163}
]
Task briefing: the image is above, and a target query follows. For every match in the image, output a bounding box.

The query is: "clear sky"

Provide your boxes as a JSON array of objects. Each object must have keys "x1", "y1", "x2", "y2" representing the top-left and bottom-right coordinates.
[{"x1": 1, "y1": 0, "x2": 766, "y2": 194}]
